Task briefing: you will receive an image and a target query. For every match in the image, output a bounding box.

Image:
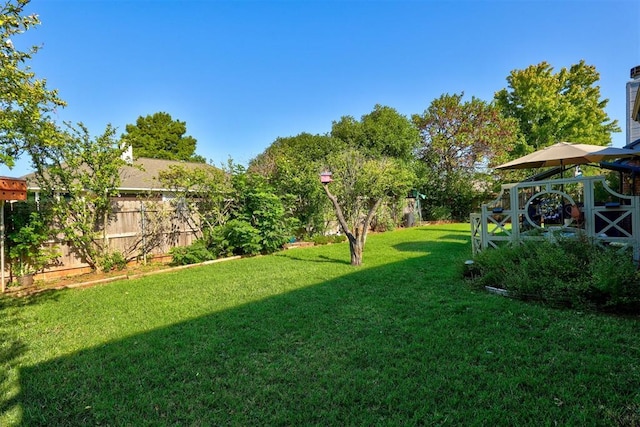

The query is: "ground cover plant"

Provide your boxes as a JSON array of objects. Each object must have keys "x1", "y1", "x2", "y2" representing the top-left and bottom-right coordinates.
[
  {"x1": 1, "y1": 224, "x2": 640, "y2": 425},
  {"x1": 471, "y1": 234, "x2": 640, "y2": 312}
]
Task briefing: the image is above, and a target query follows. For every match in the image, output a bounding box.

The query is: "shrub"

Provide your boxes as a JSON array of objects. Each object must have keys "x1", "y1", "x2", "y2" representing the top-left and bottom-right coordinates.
[
  {"x1": 371, "y1": 204, "x2": 396, "y2": 232},
  {"x1": 311, "y1": 235, "x2": 330, "y2": 245},
  {"x1": 7, "y1": 210, "x2": 59, "y2": 277},
  {"x1": 98, "y1": 251, "x2": 127, "y2": 272},
  {"x1": 209, "y1": 219, "x2": 262, "y2": 257},
  {"x1": 470, "y1": 235, "x2": 640, "y2": 312},
  {"x1": 170, "y1": 240, "x2": 215, "y2": 266}
]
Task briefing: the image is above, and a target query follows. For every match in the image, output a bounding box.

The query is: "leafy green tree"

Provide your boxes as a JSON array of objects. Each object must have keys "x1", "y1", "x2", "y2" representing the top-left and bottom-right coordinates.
[
  {"x1": 161, "y1": 161, "x2": 296, "y2": 259},
  {"x1": 32, "y1": 123, "x2": 127, "y2": 270},
  {"x1": 412, "y1": 93, "x2": 520, "y2": 220},
  {"x1": 322, "y1": 105, "x2": 419, "y2": 265},
  {"x1": 494, "y1": 60, "x2": 621, "y2": 159},
  {"x1": 249, "y1": 133, "x2": 345, "y2": 236},
  {"x1": 331, "y1": 104, "x2": 420, "y2": 161},
  {"x1": 0, "y1": 0, "x2": 65, "y2": 168},
  {"x1": 322, "y1": 149, "x2": 414, "y2": 266},
  {"x1": 121, "y1": 112, "x2": 204, "y2": 162},
  {"x1": 227, "y1": 166, "x2": 298, "y2": 255}
]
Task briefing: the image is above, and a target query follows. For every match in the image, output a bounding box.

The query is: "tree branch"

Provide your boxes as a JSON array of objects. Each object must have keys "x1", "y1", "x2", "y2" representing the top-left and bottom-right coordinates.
[{"x1": 321, "y1": 183, "x2": 355, "y2": 243}]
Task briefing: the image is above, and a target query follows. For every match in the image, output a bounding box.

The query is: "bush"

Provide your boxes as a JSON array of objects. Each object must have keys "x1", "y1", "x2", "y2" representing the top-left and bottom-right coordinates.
[
  {"x1": 170, "y1": 240, "x2": 215, "y2": 266},
  {"x1": 470, "y1": 235, "x2": 640, "y2": 312},
  {"x1": 208, "y1": 219, "x2": 262, "y2": 257},
  {"x1": 371, "y1": 204, "x2": 397, "y2": 232},
  {"x1": 98, "y1": 251, "x2": 127, "y2": 272}
]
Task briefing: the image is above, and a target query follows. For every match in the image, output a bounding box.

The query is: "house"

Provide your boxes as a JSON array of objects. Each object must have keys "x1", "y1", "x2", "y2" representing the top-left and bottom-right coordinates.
[{"x1": 600, "y1": 65, "x2": 640, "y2": 195}]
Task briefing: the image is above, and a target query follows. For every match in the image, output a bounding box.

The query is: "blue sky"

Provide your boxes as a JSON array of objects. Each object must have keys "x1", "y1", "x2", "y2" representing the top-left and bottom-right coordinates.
[{"x1": 2, "y1": 0, "x2": 639, "y2": 177}]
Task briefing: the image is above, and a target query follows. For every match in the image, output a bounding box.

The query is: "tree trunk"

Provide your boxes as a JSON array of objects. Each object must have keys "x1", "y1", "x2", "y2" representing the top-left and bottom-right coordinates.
[
  {"x1": 321, "y1": 184, "x2": 382, "y2": 266},
  {"x1": 349, "y1": 239, "x2": 363, "y2": 266}
]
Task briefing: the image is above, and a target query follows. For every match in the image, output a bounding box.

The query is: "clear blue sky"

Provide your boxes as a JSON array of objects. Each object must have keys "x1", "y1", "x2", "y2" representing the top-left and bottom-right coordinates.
[{"x1": 2, "y1": 0, "x2": 639, "y2": 177}]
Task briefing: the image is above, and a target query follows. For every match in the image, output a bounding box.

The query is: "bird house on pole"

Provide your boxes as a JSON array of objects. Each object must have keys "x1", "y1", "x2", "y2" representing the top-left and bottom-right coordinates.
[
  {"x1": 0, "y1": 177, "x2": 27, "y2": 201},
  {"x1": 320, "y1": 171, "x2": 333, "y2": 184}
]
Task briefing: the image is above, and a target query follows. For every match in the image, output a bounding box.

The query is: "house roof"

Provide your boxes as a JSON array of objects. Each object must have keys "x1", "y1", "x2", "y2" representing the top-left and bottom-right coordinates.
[
  {"x1": 118, "y1": 158, "x2": 216, "y2": 191},
  {"x1": 23, "y1": 157, "x2": 217, "y2": 192}
]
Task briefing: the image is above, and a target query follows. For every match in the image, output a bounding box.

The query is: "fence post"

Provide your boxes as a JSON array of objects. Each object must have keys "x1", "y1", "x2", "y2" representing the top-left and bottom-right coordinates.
[{"x1": 140, "y1": 201, "x2": 147, "y2": 264}]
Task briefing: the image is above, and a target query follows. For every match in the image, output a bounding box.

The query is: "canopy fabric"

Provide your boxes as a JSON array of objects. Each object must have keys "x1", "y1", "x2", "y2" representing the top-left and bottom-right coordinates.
[{"x1": 494, "y1": 142, "x2": 640, "y2": 170}]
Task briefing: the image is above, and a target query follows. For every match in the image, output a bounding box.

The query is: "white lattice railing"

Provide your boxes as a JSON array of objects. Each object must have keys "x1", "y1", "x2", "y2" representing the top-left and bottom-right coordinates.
[{"x1": 470, "y1": 175, "x2": 640, "y2": 261}]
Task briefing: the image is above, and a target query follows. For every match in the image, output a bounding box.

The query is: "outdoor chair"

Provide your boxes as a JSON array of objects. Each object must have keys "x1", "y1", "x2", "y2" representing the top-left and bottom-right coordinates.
[{"x1": 566, "y1": 203, "x2": 584, "y2": 228}]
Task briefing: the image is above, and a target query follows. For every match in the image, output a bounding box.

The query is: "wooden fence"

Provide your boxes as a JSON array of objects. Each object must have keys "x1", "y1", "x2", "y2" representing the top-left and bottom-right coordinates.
[{"x1": 7, "y1": 199, "x2": 200, "y2": 280}]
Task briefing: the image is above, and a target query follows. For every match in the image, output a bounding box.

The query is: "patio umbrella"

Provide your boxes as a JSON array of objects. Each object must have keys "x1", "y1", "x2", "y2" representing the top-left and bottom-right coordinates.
[{"x1": 494, "y1": 142, "x2": 640, "y2": 170}]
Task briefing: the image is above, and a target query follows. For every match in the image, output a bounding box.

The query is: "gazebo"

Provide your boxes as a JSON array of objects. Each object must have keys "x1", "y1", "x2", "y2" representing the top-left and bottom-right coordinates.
[{"x1": 471, "y1": 143, "x2": 640, "y2": 261}]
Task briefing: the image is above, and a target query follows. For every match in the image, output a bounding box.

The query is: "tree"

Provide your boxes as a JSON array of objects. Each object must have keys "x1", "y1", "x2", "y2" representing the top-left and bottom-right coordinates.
[
  {"x1": 412, "y1": 93, "x2": 520, "y2": 220},
  {"x1": 494, "y1": 60, "x2": 621, "y2": 159},
  {"x1": 323, "y1": 105, "x2": 419, "y2": 265},
  {"x1": 322, "y1": 149, "x2": 414, "y2": 266},
  {"x1": 31, "y1": 123, "x2": 127, "y2": 270},
  {"x1": 331, "y1": 104, "x2": 420, "y2": 161},
  {"x1": 249, "y1": 133, "x2": 345, "y2": 236},
  {"x1": 0, "y1": 0, "x2": 65, "y2": 168},
  {"x1": 156, "y1": 161, "x2": 234, "y2": 237},
  {"x1": 228, "y1": 167, "x2": 298, "y2": 255},
  {"x1": 121, "y1": 112, "x2": 204, "y2": 162},
  {"x1": 160, "y1": 160, "x2": 297, "y2": 259}
]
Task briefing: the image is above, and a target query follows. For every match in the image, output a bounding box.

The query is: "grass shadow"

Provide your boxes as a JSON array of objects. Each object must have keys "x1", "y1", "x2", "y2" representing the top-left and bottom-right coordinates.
[
  {"x1": 0, "y1": 291, "x2": 61, "y2": 422},
  {"x1": 8, "y1": 226, "x2": 640, "y2": 425},
  {"x1": 275, "y1": 252, "x2": 351, "y2": 265}
]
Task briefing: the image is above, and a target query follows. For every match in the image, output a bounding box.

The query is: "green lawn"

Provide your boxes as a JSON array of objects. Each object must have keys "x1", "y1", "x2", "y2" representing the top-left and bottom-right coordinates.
[{"x1": 1, "y1": 224, "x2": 640, "y2": 425}]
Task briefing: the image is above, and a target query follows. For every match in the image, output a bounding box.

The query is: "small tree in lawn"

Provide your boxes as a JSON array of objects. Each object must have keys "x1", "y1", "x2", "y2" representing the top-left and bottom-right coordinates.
[
  {"x1": 31, "y1": 123, "x2": 126, "y2": 270},
  {"x1": 321, "y1": 149, "x2": 414, "y2": 266}
]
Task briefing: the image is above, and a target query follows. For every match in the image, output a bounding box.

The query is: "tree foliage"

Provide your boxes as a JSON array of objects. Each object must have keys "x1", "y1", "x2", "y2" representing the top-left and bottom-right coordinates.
[
  {"x1": 249, "y1": 133, "x2": 344, "y2": 235},
  {"x1": 322, "y1": 106, "x2": 419, "y2": 265},
  {"x1": 250, "y1": 105, "x2": 418, "y2": 265},
  {"x1": 322, "y1": 149, "x2": 415, "y2": 265},
  {"x1": 156, "y1": 161, "x2": 234, "y2": 237},
  {"x1": 412, "y1": 93, "x2": 520, "y2": 220},
  {"x1": 161, "y1": 161, "x2": 297, "y2": 260},
  {"x1": 227, "y1": 168, "x2": 297, "y2": 255},
  {"x1": 121, "y1": 112, "x2": 204, "y2": 162},
  {"x1": 494, "y1": 60, "x2": 620, "y2": 159},
  {"x1": 0, "y1": 0, "x2": 65, "y2": 168},
  {"x1": 32, "y1": 123, "x2": 126, "y2": 270},
  {"x1": 331, "y1": 104, "x2": 420, "y2": 161}
]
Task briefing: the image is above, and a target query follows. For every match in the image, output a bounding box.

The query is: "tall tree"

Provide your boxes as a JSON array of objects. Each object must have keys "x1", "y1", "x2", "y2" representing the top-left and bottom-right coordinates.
[
  {"x1": 495, "y1": 60, "x2": 621, "y2": 159},
  {"x1": 331, "y1": 104, "x2": 420, "y2": 161},
  {"x1": 121, "y1": 112, "x2": 204, "y2": 162},
  {"x1": 412, "y1": 93, "x2": 520, "y2": 220},
  {"x1": 0, "y1": 0, "x2": 65, "y2": 168}
]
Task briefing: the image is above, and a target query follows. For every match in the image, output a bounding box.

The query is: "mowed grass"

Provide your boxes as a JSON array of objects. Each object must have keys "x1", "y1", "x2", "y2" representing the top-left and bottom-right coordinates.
[{"x1": 1, "y1": 224, "x2": 640, "y2": 425}]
